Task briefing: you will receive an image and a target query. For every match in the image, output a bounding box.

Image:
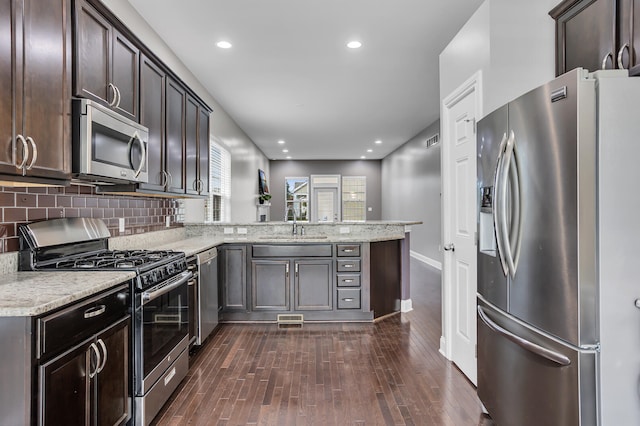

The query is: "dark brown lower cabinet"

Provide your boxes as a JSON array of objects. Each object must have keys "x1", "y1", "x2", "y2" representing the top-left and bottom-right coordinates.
[
  {"x1": 39, "y1": 317, "x2": 130, "y2": 425},
  {"x1": 251, "y1": 260, "x2": 290, "y2": 311},
  {"x1": 295, "y1": 260, "x2": 333, "y2": 311},
  {"x1": 370, "y1": 240, "x2": 401, "y2": 318}
]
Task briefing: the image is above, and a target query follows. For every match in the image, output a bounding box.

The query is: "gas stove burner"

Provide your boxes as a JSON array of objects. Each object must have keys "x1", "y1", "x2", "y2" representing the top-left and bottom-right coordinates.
[{"x1": 75, "y1": 260, "x2": 97, "y2": 268}]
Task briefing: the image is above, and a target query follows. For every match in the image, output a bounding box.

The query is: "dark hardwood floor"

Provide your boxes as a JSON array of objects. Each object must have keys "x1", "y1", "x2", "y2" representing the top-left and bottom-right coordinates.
[{"x1": 153, "y1": 260, "x2": 493, "y2": 425}]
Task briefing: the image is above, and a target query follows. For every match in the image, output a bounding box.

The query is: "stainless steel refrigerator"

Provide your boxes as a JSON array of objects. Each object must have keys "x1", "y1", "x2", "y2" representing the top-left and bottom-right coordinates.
[{"x1": 476, "y1": 68, "x2": 640, "y2": 426}]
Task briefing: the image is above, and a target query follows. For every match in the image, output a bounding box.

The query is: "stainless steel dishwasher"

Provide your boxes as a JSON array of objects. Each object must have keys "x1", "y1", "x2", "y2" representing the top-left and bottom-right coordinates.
[{"x1": 196, "y1": 247, "x2": 219, "y2": 345}]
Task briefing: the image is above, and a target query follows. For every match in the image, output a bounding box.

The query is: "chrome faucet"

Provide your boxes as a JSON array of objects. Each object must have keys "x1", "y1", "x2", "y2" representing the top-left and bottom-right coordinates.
[{"x1": 285, "y1": 205, "x2": 298, "y2": 235}]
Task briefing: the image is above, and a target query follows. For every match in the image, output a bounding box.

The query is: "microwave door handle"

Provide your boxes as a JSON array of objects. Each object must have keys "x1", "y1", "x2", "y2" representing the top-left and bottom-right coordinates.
[{"x1": 128, "y1": 131, "x2": 146, "y2": 178}]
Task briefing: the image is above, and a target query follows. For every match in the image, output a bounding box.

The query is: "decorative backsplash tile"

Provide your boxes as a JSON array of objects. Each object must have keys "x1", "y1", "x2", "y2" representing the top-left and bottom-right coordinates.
[{"x1": 0, "y1": 185, "x2": 183, "y2": 253}]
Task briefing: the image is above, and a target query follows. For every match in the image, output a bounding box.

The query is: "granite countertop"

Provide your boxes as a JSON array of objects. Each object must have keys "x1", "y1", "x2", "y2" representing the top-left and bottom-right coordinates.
[
  {"x1": 0, "y1": 271, "x2": 136, "y2": 317},
  {"x1": 151, "y1": 234, "x2": 406, "y2": 256}
]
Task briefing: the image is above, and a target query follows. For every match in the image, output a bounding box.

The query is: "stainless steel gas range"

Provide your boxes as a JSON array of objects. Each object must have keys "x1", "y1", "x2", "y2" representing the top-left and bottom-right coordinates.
[{"x1": 19, "y1": 218, "x2": 191, "y2": 426}]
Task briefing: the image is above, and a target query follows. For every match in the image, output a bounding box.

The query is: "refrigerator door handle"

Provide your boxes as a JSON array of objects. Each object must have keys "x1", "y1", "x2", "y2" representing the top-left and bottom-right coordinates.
[
  {"x1": 501, "y1": 131, "x2": 523, "y2": 278},
  {"x1": 493, "y1": 132, "x2": 510, "y2": 277},
  {"x1": 477, "y1": 305, "x2": 571, "y2": 366}
]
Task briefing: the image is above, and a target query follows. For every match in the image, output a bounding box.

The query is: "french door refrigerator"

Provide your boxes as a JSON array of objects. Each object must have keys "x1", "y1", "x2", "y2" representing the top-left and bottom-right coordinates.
[{"x1": 476, "y1": 68, "x2": 640, "y2": 426}]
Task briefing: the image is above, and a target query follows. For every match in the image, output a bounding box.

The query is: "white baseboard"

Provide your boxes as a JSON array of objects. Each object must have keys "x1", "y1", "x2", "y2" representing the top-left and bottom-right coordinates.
[
  {"x1": 410, "y1": 250, "x2": 442, "y2": 270},
  {"x1": 400, "y1": 299, "x2": 413, "y2": 313},
  {"x1": 439, "y1": 336, "x2": 449, "y2": 359}
]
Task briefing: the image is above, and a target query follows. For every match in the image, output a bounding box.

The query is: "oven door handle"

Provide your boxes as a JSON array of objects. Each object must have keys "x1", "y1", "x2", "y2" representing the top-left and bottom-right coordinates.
[{"x1": 141, "y1": 271, "x2": 193, "y2": 305}]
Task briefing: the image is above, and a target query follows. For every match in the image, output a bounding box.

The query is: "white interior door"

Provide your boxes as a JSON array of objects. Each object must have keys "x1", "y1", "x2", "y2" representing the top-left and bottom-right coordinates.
[
  {"x1": 313, "y1": 188, "x2": 338, "y2": 222},
  {"x1": 442, "y1": 72, "x2": 481, "y2": 385}
]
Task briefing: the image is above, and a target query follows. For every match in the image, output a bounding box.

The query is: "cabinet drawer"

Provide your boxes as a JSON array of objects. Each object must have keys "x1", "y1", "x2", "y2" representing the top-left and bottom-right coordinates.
[
  {"x1": 38, "y1": 284, "x2": 130, "y2": 359},
  {"x1": 337, "y1": 259, "x2": 360, "y2": 272},
  {"x1": 337, "y1": 274, "x2": 361, "y2": 287},
  {"x1": 337, "y1": 288, "x2": 361, "y2": 309},
  {"x1": 252, "y1": 244, "x2": 332, "y2": 257},
  {"x1": 336, "y1": 244, "x2": 360, "y2": 257}
]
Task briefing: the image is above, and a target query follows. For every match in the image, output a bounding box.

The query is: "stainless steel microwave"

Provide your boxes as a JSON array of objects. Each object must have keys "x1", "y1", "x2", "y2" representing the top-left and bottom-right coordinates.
[{"x1": 73, "y1": 99, "x2": 149, "y2": 184}]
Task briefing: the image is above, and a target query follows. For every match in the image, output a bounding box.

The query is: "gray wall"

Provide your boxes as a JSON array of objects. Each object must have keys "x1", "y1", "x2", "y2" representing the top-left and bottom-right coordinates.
[
  {"x1": 382, "y1": 121, "x2": 441, "y2": 263},
  {"x1": 439, "y1": 0, "x2": 556, "y2": 118},
  {"x1": 268, "y1": 160, "x2": 382, "y2": 221},
  {"x1": 101, "y1": 0, "x2": 269, "y2": 223}
]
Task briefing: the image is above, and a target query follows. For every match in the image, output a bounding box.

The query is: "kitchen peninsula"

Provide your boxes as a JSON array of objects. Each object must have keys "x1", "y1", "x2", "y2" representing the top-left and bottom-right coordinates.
[{"x1": 153, "y1": 221, "x2": 417, "y2": 322}]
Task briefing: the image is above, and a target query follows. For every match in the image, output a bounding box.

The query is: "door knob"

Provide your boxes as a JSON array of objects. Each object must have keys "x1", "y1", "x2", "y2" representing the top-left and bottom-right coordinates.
[
  {"x1": 635, "y1": 299, "x2": 640, "y2": 309},
  {"x1": 443, "y1": 243, "x2": 455, "y2": 252}
]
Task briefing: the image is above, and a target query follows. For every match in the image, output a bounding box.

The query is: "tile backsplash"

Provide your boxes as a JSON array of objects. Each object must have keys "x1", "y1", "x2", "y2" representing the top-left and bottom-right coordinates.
[{"x1": 0, "y1": 184, "x2": 182, "y2": 253}]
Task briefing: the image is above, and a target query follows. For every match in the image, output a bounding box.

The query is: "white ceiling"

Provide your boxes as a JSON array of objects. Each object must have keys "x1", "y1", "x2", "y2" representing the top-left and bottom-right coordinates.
[{"x1": 127, "y1": 0, "x2": 483, "y2": 160}]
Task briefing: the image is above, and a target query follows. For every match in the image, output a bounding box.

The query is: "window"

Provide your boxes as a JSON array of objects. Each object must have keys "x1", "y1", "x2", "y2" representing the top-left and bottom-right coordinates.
[
  {"x1": 341, "y1": 176, "x2": 366, "y2": 221},
  {"x1": 208, "y1": 142, "x2": 231, "y2": 222},
  {"x1": 285, "y1": 177, "x2": 309, "y2": 221}
]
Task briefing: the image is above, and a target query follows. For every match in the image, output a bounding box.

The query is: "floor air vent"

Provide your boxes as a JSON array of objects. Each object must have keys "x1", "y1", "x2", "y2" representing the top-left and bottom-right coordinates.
[{"x1": 277, "y1": 314, "x2": 304, "y2": 325}]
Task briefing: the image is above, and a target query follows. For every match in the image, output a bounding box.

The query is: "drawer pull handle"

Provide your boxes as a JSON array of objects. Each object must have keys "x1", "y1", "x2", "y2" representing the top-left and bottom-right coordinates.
[
  {"x1": 344, "y1": 279, "x2": 354, "y2": 283},
  {"x1": 343, "y1": 249, "x2": 355, "y2": 253},
  {"x1": 84, "y1": 305, "x2": 106, "y2": 319},
  {"x1": 342, "y1": 298, "x2": 355, "y2": 302},
  {"x1": 343, "y1": 264, "x2": 354, "y2": 268}
]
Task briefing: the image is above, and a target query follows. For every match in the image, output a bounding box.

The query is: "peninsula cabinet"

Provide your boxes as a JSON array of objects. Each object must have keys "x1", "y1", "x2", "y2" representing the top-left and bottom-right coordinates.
[
  {"x1": 551, "y1": 0, "x2": 640, "y2": 76},
  {"x1": 74, "y1": 0, "x2": 139, "y2": 121},
  {"x1": 294, "y1": 259, "x2": 333, "y2": 311},
  {"x1": 0, "y1": 0, "x2": 72, "y2": 183},
  {"x1": 251, "y1": 259, "x2": 291, "y2": 311},
  {"x1": 220, "y1": 245, "x2": 248, "y2": 312}
]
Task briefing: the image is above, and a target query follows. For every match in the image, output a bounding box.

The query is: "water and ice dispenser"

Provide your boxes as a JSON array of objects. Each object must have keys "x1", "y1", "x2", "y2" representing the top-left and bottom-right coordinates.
[{"x1": 479, "y1": 186, "x2": 496, "y2": 255}]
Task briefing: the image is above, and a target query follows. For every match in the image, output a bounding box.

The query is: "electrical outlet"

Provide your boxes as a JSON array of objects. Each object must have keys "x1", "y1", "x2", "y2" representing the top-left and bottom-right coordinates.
[
  {"x1": 223, "y1": 227, "x2": 234, "y2": 234},
  {"x1": 119, "y1": 218, "x2": 125, "y2": 233},
  {"x1": 237, "y1": 228, "x2": 247, "y2": 234},
  {"x1": 367, "y1": 207, "x2": 372, "y2": 212},
  {"x1": 165, "y1": 216, "x2": 171, "y2": 227}
]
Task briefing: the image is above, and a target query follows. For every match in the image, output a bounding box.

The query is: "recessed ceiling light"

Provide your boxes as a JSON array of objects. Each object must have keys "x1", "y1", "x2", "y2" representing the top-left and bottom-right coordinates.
[
  {"x1": 367, "y1": 149, "x2": 373, "y2": 153},
  {"x1": 360, "y1": 155, "x2": 366, "y2": 159},
  {"x1": 282, "y1": 149, "x2": 289, "y2": 153},
  {"x1": 278, "y1": 140, "x2": 285, "y2": 145},
  {"x1": 375, "y1": 140, "x2": 382, "y2": 144},
  {"x1": 216, "y1": 41, "x2": 232, "y2": 49},
  {"x1": 347, "y1": 41, "x2": 362, "y2": 49}
]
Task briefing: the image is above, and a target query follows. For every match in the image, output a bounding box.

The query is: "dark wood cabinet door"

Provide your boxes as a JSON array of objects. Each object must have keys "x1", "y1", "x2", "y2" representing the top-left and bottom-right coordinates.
[
  {"x1": 74, "y1": 0, "x2": 113, "y2": 106},
  {"x1": 139, "y1": 54, "x2": 166, "y2": 191},
  {"x1": 165, "y1": 78, "x2": 186, "y2": 194},
  {"x1": 40, "y1": 339, "x2": 92, "y2": 425},
  {"x1": 221, "y1": 246, "x2": 248, "y2": 311},
  {"x1": 96, "y1": 318, "x2": 130, "y2": 426},
  {"x1": 22, "y1": 0, "x2": 71, "y2": 179},
  {"x1": 0, "y1": 0, "x2": 15, "y2": 173},
  {"x1": 111, "y1": 29, "x2": 138, "y2": 121},
  {"x1": 198, "y1": 106, "x2": 210, "y2": 196},
  {"x1": 621, "y1": 0, "x2": 640, "y2": 74},
  {"x1": 552, "y1": 0, "x2": 616, "y2": 75},
  {"x1": 185, "y1": 95, "x2": 199, "y2": 195},
  {"x1": 251, "y1": 260, "x2": 290, "y2": 311},
  {"x1": 294, "y1": 260, "x2": 333, "y2": 311}
]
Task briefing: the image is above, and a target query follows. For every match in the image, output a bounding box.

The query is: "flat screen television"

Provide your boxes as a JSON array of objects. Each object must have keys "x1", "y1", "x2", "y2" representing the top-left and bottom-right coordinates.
[{"x1": 258, "y1": 169, "x2": 269, "y2": 195}]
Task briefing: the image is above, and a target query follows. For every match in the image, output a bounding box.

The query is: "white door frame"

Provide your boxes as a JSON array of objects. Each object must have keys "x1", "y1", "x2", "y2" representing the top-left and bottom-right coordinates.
[{"x1": 440, "y1": 70, "x2": 483, "y2": 360}]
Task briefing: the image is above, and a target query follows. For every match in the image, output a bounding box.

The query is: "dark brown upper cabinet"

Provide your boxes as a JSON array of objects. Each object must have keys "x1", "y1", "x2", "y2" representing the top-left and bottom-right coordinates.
[
  {"x1": 551, "y1": 0, "x2": 640, "y2": 76},
  {"x1": 138, "y1": 55, "x2": 211, "y2": 197},
  {"x1": 198, "y1": 106, "x2": 211, "y2": 196},
  {"x1": 74, "y1": 0, "x2": 139, "y2": 121},
  {"x1": 0, "y1": 0, "x2": 72, "y2": 183},
  {"x1": 139, "y1": 54, "x2": 166, "y2": 192},
  {"x1": 165, "y1": 78, "x2": 187, "y2": 195},
  {"x1": 186, "y1": 94, "x2": 211, "y2": 196}
]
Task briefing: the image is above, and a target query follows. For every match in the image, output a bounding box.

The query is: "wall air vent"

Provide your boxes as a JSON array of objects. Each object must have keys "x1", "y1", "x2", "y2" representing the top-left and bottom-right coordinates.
[{"x1": 425, "y1": 133, "x2": 440, "y2": 148}]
